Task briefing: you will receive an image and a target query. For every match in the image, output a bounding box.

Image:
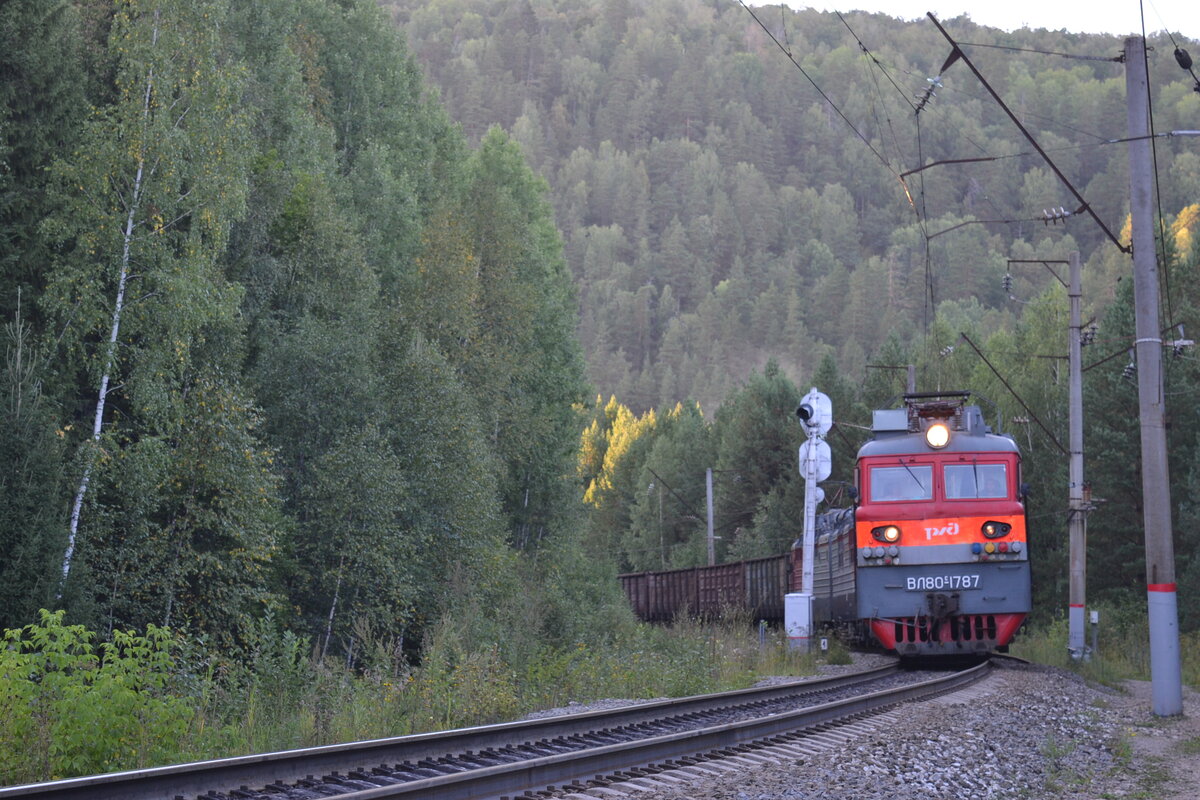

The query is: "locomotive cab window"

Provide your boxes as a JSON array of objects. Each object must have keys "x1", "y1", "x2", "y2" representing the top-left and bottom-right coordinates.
[
  {"x1": 868, "y1": 465, "x2": 933, "y2": 502},
  {"x1": 944, "y1": 463, "x2": 1008, "y2": 499}
]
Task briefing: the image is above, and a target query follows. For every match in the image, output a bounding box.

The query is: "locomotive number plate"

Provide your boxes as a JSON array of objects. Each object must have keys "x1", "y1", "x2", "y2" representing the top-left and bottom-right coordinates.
[{"x1": 905, "y1": 574, "x2": 981, "y2": 591}]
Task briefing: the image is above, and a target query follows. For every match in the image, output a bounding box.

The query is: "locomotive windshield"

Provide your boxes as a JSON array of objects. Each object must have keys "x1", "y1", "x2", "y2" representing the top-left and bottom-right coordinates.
[
  {"x1": 945, "y1": 463, "x2": 1008, "y2": 499},
  {"x1": 869, "y1": 465, "x2": 933, "y2": 502}
]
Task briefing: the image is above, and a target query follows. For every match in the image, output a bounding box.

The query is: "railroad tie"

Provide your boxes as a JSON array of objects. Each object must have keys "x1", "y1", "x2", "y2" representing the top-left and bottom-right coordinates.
[{"x1": 580, "y1": 787, "x2": 632, "y2": 798}]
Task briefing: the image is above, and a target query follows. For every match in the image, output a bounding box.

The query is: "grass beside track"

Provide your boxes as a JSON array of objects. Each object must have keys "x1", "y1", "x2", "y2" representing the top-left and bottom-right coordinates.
[
  {"x1": 0, "y1": 612, "x2": 844, "y2": 787},
  {"x1": 1010, "y1": 604, "x2": 1200, "y2": 688}
]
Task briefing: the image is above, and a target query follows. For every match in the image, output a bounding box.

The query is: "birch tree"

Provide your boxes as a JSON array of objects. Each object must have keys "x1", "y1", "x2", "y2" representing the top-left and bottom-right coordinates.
[{"x1": 43, "y1": 0, "x2": 252, "y2": 593}]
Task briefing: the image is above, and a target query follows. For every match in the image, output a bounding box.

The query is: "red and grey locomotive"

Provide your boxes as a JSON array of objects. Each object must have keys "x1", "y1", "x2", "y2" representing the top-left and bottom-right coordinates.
[{"x1": 854, "y1": 392, "x2": 1030, "y2": 655}]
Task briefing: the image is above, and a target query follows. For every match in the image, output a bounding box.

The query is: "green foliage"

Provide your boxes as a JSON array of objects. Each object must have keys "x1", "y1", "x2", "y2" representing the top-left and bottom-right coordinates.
[
  {"x1": 33, "y1": 0, "x2": 280, "y2": 645},
  {"x1": 0, "y1": 0, "x2": 594, "y2": 666},
  {"x1": 0, "y1": 0, "x2": 85, "y2": 325},
  {"x1": 625, "y1": 402, "x2": 716, "y2": 569},
  {"x1": 0, "y1": 610, "x2": 192, "y2": 783},
  {"x1": 1012, "y1": 599, "x2": 1200, "y2": 689},
  {"x1": 0, "y1": 298, "x2": 66, "y2": 628},
  {"x1": 586, "y1": 362, "x2": 850, "y2": 570},
  {"x1": 7, "y1": 5, "x2": 1200, "y2": 789},
  {"x1": 456, "y1": 127, "x2": 588, "y2": 549},
  {"x1": 1, "y1": 585, "x2": 814, "y2": 786},
  {"x1": 581, "y1": 397, "x2": 661, "y2": 566},
  {"x1": 714, "y1": 362, "x2": 805, "y2": 561}
]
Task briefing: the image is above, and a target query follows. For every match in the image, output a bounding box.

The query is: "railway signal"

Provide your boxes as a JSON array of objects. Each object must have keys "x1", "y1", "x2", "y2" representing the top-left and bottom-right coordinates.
[{"x1": 788, "y1": 388, "x2": 832, "y2": 652}]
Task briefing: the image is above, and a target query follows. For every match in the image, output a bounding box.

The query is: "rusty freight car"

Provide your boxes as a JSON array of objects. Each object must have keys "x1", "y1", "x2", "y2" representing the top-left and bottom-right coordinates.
[{"x1": 618, "y1": 507, "x2": 855, "y2": 624}]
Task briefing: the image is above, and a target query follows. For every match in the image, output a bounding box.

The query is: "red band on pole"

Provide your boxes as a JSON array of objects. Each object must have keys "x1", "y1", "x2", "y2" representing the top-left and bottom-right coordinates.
[
  {"x1": 1069, "y1": 603, "x2": 1085, "y2": 608},
  {"x1": 1147, "y1": 583, "x2": 1177, "y2": 592}
]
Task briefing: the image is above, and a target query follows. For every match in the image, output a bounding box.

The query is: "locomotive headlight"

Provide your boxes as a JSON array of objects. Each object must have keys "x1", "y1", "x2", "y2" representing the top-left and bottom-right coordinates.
[
  {"x1": 982, "y1": 520, "x2": 1012, "y2": 539},
  {"x1": 925, "y1": 422, "x2": 951, "y2": 448},
  {"x1": 872, "y1": 525, "x2": 901, "y2": 543}
]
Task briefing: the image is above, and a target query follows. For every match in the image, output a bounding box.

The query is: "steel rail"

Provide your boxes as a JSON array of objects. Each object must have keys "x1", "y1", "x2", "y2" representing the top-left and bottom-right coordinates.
[
  {"x1": 0, "y1": 663, "x2": 899, "y2": 800},
  {"x1": 328, "y1": 660, "x2": 991, "y2": 800}
]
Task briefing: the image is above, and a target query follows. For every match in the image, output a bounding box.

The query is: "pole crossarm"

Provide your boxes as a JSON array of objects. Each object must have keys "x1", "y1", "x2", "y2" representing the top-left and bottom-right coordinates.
[
  {"x1": 1007, "y1": 259, "x2": 1069, "y2": 288},
  {"x1": 926, "y1": 13, "x2": 1131, "y2": 254}
]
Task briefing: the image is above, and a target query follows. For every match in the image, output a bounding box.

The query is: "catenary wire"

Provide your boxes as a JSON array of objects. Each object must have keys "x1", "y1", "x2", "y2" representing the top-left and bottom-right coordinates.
[
  {"x1": 737, "y1": 2, "x2": 914, "y2": 203},
  {"x1": 1140, "y1": 1, "x2": 1176, "y2": 332},
  {"x1": 954, "y1": 40, "x2": 1124, "y2": 63},
  {"x1": 838, "y1": 12, "x2": 914, "y2": 173},
  {"x1": 836, "y1": 11, "x2": 919, "y2": 113}
]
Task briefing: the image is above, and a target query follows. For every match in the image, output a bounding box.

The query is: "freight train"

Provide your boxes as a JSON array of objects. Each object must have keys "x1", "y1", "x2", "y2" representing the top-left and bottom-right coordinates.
[{"x1": 618, "y1": 393, "x2": 1032, "y2": 656}]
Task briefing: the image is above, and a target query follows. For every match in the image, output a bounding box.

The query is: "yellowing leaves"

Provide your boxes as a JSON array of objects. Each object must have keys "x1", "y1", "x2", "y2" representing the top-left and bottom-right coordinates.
[{"x1": 1173, "y1": 203, "x2": 1200, "y2": 255}]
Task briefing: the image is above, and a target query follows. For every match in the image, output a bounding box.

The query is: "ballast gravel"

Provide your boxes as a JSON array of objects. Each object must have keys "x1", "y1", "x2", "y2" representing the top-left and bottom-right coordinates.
[{"x1": 591, "y1": 660, "x2": 1133, "y2": 800}]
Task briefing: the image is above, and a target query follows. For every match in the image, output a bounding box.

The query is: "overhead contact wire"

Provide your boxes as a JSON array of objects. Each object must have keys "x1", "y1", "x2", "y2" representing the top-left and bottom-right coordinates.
[
  {"x1": 738, "y1": 2, "x2": 916, "y2": 212},
  {"x1": 954, "y1": 40, "x2": 1124, "y2": 62},
  {"x1": 926, "y1": 13, "x2": 1131, "y2": 255},
  {"x1": 1140, "y1": 1, "x2": 1176, "y2": 331},
  {"x1": 916, "y1": 115, "x2": 935, "y2": 336},
  {"x1": 836, "y1": 11, "x2": 919, "y2": 207},
  {"x1": 836, "y1": 11, "x2": 918, "y2": 113}
]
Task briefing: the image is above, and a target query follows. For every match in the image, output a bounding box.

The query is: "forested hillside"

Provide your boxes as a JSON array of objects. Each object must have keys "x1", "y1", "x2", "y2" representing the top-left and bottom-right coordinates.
[
  {"x1": 0, "y1": 0, "x2": 589, "y2": 653},
  {"x1": 385, "y1": 0, "x2": 1200, "y2": 412},
  {"x1": 384, "y1": 1, "x2": 1200, "y2": 620}
]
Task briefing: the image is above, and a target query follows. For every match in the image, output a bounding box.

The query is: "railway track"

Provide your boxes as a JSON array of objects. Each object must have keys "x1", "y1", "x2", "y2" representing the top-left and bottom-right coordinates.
[{"x1": 0, "y1": 658, "x2": 1001, "y2": 800}]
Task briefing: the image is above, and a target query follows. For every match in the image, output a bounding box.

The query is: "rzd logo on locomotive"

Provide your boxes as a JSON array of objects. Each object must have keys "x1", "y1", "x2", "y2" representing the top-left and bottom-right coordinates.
[{"x1": 924, "y1": 522, "x2": 959, "y2": 540}]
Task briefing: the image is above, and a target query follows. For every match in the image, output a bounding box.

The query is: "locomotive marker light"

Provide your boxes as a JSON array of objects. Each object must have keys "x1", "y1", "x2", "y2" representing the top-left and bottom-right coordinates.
[
  {"x1": 788, "y1": 388, "x2": 832, "y2": 652},
  {"x1": 872, "y1": 524, "x2": 901, "y2": 543},
  {"x1": 982, "y1": 521, "x2": 1011, "y2": 538}
]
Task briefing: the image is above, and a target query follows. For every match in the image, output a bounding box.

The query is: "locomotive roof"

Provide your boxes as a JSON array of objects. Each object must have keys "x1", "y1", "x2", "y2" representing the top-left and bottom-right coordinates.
[
  {"x1": 858, "y1": 429, "x2": 1018, "y2": 458},
  {"x1": 858, "y1": 395, "x2": 1019, "y2": 458}
]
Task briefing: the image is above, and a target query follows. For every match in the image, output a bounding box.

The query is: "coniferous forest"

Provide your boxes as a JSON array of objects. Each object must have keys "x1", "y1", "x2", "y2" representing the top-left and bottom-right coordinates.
[{"x1": 3, "y1": 0, "x2": 1200, "y2": 783}]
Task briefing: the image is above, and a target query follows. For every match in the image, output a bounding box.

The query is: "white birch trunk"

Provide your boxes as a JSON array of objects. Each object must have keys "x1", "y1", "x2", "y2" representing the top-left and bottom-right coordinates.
[
  {"x1": 60, "y1": 17, "x2": 159, "y2": 589},
  {"x1": 322, "y1": 555, "x2": 346, "y2": 661}
]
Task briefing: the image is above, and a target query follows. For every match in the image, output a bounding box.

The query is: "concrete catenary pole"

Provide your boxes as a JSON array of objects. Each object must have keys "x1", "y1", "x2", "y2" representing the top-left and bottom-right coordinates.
[
  {"x1": 1067, "y1": 250, "x2": 1089, "y2": 659},
  {"x1": 1125, "y1": 35, "x2": 1182, "y2": 716},
  {"x1": 706, "y1": 467, "x2": 715, "y2": 566}
]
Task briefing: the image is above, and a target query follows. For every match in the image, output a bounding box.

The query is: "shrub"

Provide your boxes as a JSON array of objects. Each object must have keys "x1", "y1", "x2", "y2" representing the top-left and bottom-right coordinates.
[
  {"x1": 1013, "y1": 600, "x2": 1200, "y2": 689},
  {"x1": 0, "y1": 609, "x2": 192, "y2": 784}
]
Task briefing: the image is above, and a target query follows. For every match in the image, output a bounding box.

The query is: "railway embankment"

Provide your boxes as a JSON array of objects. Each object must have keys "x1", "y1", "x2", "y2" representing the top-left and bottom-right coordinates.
[{"x1": 584, "y1": 657, "x2": 1200, "y2": 800}]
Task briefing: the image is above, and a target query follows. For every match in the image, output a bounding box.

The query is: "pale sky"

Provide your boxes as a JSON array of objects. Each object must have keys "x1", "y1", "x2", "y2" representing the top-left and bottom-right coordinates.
[{"x1": 789, "y1": 2, "x2": 1200, "y2": 38}]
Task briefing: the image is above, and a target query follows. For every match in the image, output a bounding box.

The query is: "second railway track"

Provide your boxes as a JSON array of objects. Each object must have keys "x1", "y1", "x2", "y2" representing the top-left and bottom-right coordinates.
[{"x1": 1, "y1": 658, "x2": 1004, "y2": 800}]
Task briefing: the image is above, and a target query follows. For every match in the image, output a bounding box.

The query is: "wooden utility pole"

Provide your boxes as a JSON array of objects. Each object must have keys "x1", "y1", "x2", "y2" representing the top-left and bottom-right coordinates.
[{"x1": 1125, "y1": 35, "x2": 1182, "y2": 716}]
